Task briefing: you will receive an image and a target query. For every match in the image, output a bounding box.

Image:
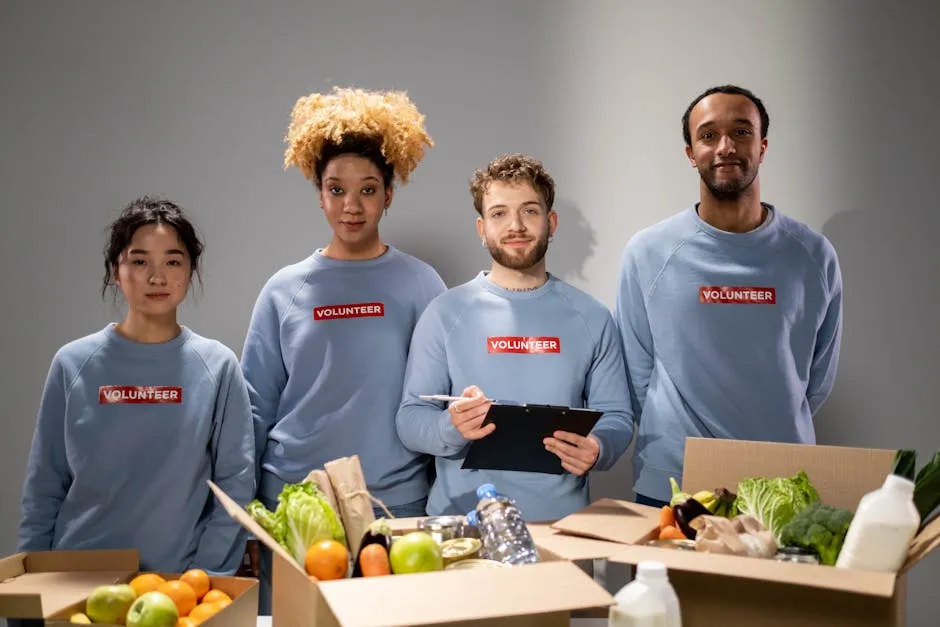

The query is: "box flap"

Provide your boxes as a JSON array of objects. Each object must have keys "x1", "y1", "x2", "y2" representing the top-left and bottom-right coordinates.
[
  {"x1": 549, "y1": 498, "x2": 660, "y2": 545},
  {"x1": 208, "y1": 480, "x2": 302, "y2": 573},
  {"x1": 0, "y1": 571, "x2": 133, "y2": 618},
  {"x1": 527, "y1": 525, "x2": 625, "y2": 561},
  {"x1": 902, "y1": 512, "x2": 940, "y2": 572},
  {"x1": 317, "y1": 560, "x2": 613, "y2": 627},
  {"x1": 608, "y1": 544, "x2": 898, "y2": 598},
  {"x1": 682, "y1": 438, "x2": 895, "y2": 510}
]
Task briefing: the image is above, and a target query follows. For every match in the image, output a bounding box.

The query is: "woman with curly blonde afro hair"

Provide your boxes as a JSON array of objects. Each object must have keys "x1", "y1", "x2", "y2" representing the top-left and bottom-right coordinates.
[{"x1": 241, "y1": 87, "x2": 446, "y2": 614}]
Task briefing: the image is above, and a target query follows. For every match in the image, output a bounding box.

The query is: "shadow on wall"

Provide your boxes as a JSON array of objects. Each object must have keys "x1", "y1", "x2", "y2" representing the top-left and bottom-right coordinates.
[
  {"x1": 548, "y1": 197, "x2": 598, "y2": 284},
  {"x1": 816, "y1": 207, "x2": 938, "y2": 453}
]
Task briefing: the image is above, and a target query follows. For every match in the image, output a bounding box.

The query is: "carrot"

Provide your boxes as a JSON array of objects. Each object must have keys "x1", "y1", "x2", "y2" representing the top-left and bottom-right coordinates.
[
  {"x1": 359, "y1": 543, "x2": 391, "y2": 577},
  {"x1": 659, "y1": 525, "x2": 686, "y2": 541},
  {"x1": 658, "y1": 505, "x2": 675, "y2": 531}
]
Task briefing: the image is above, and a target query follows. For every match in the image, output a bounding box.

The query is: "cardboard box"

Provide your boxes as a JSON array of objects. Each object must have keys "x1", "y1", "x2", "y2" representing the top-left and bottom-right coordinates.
[
  {"x1": 0, "y1": 548, "x2": 258, "y2": 627},
  {"x1": 209, "y1": 482, "x2": 615, "y2": 627},
  {"x1": 551, "y1": 438, "x2": 940, "y2": 627}
]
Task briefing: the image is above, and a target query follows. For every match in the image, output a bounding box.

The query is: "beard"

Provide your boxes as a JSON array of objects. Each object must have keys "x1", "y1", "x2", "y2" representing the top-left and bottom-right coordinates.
[
  {"x1": 487, "y1": 232, "x2": 550, "y2": 271},
  {"x1": 699, "y1": 162, "x2": 758, "y2": 201}
]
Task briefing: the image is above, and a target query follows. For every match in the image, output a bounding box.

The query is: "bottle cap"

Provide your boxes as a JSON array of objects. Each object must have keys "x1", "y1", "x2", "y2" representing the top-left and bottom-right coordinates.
[
  {"x1": 636, "y1": 560, "x2": 668, "y2": 582},
  {"x1": 465, "y1": 510, "x2": 479, "y2": 526},
  {"x1": 476, "y1": 483, "x2": 497, "y2": 499},
  {"x1": 884, "y1": 473, "x2": 915, "y2": 495}
]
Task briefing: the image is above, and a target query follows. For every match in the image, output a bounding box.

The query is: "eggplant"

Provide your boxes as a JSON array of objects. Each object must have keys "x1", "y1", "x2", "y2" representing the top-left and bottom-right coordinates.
[
  {"x1": 352, "y1": 518, "x2": 393, "y2": 577},
  {"x1": 673, "y1": 498, "x2": 711, "y2": 540}
]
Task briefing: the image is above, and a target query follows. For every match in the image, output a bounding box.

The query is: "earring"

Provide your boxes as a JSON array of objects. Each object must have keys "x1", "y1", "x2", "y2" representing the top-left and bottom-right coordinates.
[
  {"x1": 481, "y1": 240, "x2": 486, "y2": 247},
  {"x1": 549, "y1": 235, "x2": 554, "y2": 242},
  {"x1": 384, "y1": 207, "x2": 388, "y2": 217}
]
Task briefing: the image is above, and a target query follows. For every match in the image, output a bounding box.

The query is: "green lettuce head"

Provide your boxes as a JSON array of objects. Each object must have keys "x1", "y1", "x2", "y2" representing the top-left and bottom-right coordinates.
[
  {"x1": 734, "y1": 470, "x2": 819, "y2": 542},
  {"x1": 247, "y1": 481, "x2": 347, "y2": 565}
]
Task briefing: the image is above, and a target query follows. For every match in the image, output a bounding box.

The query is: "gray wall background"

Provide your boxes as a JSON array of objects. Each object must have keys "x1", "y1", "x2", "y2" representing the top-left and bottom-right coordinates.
[{"x1": 1, "y1": 0, "x2": 937, "y2": 623}]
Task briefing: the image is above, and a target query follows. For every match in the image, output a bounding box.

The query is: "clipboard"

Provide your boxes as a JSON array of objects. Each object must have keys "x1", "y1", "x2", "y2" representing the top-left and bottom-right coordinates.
[{"x1": 461, "y1": 403, "x2": 603, "y2": 475}]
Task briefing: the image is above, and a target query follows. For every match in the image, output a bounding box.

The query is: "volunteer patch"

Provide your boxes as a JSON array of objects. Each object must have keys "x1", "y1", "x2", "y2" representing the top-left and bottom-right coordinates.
[
  {"x1": 314, "y1": 302, "x2": 385, "y2": 320},
  {"x1": 99, "y1": 386, "x2": 183, "y2": 404},
  {"x1": 487, "y1": 336, "x2": 561, "y2": 354},
  {"x1": 699, "y1": 286, "x2": 776, "y2": 305}
]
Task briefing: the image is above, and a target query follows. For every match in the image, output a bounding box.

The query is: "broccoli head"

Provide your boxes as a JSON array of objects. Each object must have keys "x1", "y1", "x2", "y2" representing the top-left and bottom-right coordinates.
[{"x1": 778, "y1": 501, "x2": 854, "y2": 565}]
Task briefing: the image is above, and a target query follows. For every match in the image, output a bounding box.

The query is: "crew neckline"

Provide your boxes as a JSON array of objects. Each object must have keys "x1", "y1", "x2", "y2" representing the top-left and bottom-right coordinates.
[
  {"x1": 313, "y1": 244, "x2": 399, "y2": 269},
  {"x1": 104, "y1": 323, "x2": 193, "y2": 353},
  {"x1": 476, "y1": 271, "x2": 557, "y2": 300},
  {"x1": 690, "y1": 202, "x2": 779, "y2": 247}
]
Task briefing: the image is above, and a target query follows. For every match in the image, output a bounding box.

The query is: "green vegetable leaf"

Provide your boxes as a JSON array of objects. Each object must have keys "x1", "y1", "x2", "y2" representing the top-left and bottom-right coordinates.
[
  {"x1": 276, "y1": 481, "x2": 347, "y2": 564},
  {"x1": 734, "y1": 470, "x2": 820, "y2": 543},
  {"x1": 247, "y1": 500, "x2": 284, "y2": 544},
  {"x1": 892, "y1": 450, "x2": 917, "y2": 481}
]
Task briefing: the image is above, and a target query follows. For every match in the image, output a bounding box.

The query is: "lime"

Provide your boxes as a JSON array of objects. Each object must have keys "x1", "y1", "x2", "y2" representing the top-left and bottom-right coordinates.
[{"x1": 388, "y1": 532, "x2": 444, "y2": 574}]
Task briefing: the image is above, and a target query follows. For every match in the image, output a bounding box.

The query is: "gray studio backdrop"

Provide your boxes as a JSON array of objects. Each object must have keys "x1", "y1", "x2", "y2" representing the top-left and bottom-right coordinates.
[{"x1": 1, "y1": 0, "x2": 937, "y2": 623}]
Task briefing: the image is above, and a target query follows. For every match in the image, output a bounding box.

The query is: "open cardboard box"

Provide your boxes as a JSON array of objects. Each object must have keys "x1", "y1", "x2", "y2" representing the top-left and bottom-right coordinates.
[
  {"x1": 0, "y1": 548, "x2": 257, "y2": 627},
  {"x1": 209, "y1": 482, "x2": 615, "y2": 627},
  {"x1": 551, "y1": 438, "x2": 940, "y2": 627}
]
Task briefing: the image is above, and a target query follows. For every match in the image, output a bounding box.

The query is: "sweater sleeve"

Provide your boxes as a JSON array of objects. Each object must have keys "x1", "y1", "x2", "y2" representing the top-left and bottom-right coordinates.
[
  {"x1": 614, "y1": 244, "x2": 655, "y2": 423},
  {"x1": 396, "y1": 305, "x2": 469, "y2": 457},
  {"x1": 240, "y1": 281, "x2": 288, "y2": 484},
  {"x1": 585, "y1": 312, "x2": 635, "y2": 471},
  {"x1": 18, "y1": 356, "x2": 72, "y2": 551},
  {"x1": 192, "y1": 358, "x2": 256, "y2": 575},
  {"x1": 807, "y1": 252, "x2": 843, "y2": 414}
]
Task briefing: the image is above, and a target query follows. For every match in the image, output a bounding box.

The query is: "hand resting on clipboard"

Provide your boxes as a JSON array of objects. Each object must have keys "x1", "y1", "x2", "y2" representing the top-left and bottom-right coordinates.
[{"x1": 458, "y1": 399, "x2": 603, "y2": 476}]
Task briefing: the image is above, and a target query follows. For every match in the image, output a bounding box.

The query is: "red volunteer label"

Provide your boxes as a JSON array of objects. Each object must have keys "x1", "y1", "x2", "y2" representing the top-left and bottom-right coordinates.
[
  {"x1": 487, "y1": 336, "x2": 561, "y2": 354},
  {"x1": 313, "y1": 302, "x2": 385, "y2": 320},
  {"x1": 699, "y1": 286, "x2": 777, "y2": 304},
  {"x1": 99, "y1": 386, "x2": 183, "y2": 404}
]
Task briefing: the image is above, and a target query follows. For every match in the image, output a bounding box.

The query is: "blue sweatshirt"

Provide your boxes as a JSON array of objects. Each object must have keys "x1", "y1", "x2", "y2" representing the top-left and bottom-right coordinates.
[
  {"x1": 17, "y1": 324, "x2": 255, "y2": 574},
  {"x1": 396, "y1": 272, "x2": 634, "y2": 522},
  {"x1": 242, "y1": 246, "x2": 446, "y2": 507},
  {"x1": 615, "y1": 205, "x2": 843, "y2": 502}
]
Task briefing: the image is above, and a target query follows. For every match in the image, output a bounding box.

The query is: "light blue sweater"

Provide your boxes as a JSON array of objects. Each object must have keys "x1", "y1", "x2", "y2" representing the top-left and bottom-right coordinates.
[
  {"x1": 615, "y1": 205, "x2": 843, "y2": 501},
  {"x1": 17, "y1": 324, "x2": 255, "y2": 574},
  {"x1": 397, "y1": 272, "x2": 634, "y2": 522},
  {"x1": 242, "y1": 246, "x2": 446, "y2": 507}
]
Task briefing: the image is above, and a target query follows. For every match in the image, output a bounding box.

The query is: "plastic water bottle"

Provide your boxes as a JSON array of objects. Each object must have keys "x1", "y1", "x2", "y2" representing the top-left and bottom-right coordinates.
[
  {"x1": 469, "y1": 483, "x2": 539, "y2": 565},
  {"x1": 608, "y1": 561, "x2": 682, "y2": 627}
]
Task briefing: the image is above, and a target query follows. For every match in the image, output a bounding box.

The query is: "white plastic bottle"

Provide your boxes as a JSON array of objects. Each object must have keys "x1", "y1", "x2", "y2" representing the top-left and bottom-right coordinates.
[
  {"x1": 836, "y1": 473, "x2": 920, "y2": 572},
  {"x1": 608, "y1": 561, "x2": 682, "y2": 627}
]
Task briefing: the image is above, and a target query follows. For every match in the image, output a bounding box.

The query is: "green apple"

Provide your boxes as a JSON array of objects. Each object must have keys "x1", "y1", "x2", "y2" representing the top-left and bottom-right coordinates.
[
  {"x1": 85, "y1": 584, "x2": 137, "y2": 624},
  {"x1": 389, "y1": 531, "x2": 444, "y2": 574},
  {"x1": 125, "y1": 592, "x2": 179, "y2": 627}
]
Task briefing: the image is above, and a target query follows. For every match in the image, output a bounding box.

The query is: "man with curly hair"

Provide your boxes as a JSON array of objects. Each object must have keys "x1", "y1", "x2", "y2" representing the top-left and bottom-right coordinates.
[
  {"x1": 241, "y1": 87, "x2": 445, "y2": 611},
  {"x1": 615, "y1": 85, "x2": 843, "y2": 508},
  {"x1": 396, "y1": 154, "x2": 634, "y2": 522}
]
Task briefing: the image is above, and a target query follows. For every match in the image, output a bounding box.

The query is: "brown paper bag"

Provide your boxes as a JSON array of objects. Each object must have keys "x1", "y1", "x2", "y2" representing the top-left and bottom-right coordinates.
[
  {"x1": 304, "y1": 468, "x2": 345, "y2": 548},
  {"x1": 324, "y1": 455, "x2": 393, "y2": 557}
]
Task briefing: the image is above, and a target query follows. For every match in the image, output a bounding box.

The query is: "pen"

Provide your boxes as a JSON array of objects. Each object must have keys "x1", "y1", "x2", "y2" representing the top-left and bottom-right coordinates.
[{"x1": 419, "y1": 394, "x2": 496, "y2": 403}]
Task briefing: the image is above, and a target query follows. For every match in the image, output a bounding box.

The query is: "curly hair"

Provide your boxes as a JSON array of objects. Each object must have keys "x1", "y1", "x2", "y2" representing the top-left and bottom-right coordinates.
[
  {"x1": 469, "y1": 153, "x2": 556, "y2": 215},
  {"x1": 283, "y1": 86, "x2": 433, "y2": 187}
]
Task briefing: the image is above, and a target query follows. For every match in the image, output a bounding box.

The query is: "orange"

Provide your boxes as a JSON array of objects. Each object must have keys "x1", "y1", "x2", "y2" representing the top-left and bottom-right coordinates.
[
  {"x1": 213, "y1": 598, "x2": 232, "y2": 609},
  {"x1": 179, "y1": 569, "x2": 210, "y2": 601},
  {"x1": 157, "y1": 580, "x2": 198, "y2": 617},
  {"x1": 200, "y1": 589, "x2": 231, "y2": 605},
  {"x1": 177, "y1": 618, "x2": 200, "y2": 627},
  {"x1": 187, "y1": 602, "x2": 222, "y2": 624},
  {"x1": 304, "y1": 540, "x2": 348, "y2": 581},
  {"x1": 129, "y1": 572, "x2": 167, "y2": 597}
]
